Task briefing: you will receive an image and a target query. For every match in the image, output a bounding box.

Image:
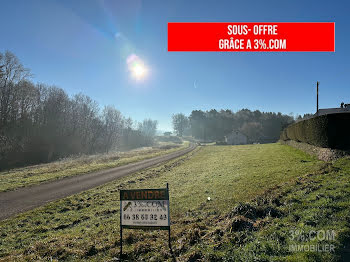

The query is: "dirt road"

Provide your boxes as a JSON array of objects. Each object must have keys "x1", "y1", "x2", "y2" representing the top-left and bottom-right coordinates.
[{"x1": 0, "y1": 145, "x2": 196, "y2": 221}]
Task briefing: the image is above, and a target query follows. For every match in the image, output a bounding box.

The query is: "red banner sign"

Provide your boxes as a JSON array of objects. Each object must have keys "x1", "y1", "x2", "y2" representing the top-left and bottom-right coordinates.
[{"x1": 168, "y1": 22, "x2": 335, "y2": 52}]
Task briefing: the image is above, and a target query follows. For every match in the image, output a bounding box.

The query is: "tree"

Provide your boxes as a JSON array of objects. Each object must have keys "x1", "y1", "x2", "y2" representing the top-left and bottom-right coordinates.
[
  {"x1": 239, "y1": 122, "x2": 263, "y2": 143},
  {"x1": 137, "y1": 119, "x2": 158, "y2": 146},
  {"x1": 0, "y1": 65, "x2": 4, "y2": 78},
  {"x1": 0, "y1": 51, "x2": 32, "y2": 128},
  {"x1": 138, "y1": 119, "x2": 158, "y2": 137},
  {"x1": 172, "y1": 113, "x2": 189, "y2": 137},
  {"x1": 0, "y1": 51, "x2": 166, "y2": 169},
  {"x1": 185, "y1": 109, "x2": 295, "y2": 143},
  {"x1": 102, "y1": 106, "x2": 124, "y2": 152}
]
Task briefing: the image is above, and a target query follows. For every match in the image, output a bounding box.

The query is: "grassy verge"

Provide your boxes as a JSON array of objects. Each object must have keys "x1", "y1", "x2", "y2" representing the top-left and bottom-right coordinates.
[
  {"x1": 0, "y1": 142, "x2": 188, "y2": 192},
  {"x1": 0, "y1": 144, "x2": 349, "y2": 261}
]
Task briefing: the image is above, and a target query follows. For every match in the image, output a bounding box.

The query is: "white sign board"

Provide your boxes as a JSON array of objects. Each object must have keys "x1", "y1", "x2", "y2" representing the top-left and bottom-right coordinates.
[{"x1": 120, "y1": 189, "x2": 170, "y2": 229}]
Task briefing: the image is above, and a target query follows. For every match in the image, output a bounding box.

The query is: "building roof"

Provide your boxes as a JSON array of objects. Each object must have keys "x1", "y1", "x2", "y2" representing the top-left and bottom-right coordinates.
[{"x1": 316, "y1": 107, "x2": 350, "y2": 116}]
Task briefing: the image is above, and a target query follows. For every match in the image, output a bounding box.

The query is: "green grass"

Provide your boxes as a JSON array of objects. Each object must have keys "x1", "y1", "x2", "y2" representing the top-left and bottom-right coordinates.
[
  {"x1": 0, "y1": 143, "x2": 188, "y2": 192},
  {"x1": 0, "y1": 143, "x2": 349, "y2": 261},
  {"x1": 220, "y1": 157, "x2": 350, "y2": 262}
]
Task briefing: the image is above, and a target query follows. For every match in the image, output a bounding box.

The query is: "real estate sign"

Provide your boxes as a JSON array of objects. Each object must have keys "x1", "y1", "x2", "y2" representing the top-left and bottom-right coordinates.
[{"x1": 120, "y1": 188, "x2": 170, "y2": 229}]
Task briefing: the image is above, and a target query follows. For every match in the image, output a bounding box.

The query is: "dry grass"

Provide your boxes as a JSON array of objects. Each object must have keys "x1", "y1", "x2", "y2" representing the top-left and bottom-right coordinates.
[{"x1": 0, "y1": 142, "x2": 188, "y2": 192}]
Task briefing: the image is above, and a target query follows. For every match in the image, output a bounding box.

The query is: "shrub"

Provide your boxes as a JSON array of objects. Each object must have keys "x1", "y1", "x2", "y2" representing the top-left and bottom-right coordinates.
[
  {"x1": 280, "y1": 113, "x2": 350, "y2": 149},
  {"x1": 155, "y1": 135, "x2": 182, "y2": 144}
]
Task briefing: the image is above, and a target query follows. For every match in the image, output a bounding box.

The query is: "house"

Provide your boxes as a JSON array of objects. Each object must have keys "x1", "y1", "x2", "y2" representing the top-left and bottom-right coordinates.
[
  {"x1": 225, "y1": 131, "x2": 247, "y2": 145},
  {"x1": 316, "y1": 107, "x2": 350, "y2": 116}
]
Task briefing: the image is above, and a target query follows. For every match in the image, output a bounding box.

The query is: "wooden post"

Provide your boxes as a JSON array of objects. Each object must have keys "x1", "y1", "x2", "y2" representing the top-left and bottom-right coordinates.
[
  {"x1": 317, "y1": 81, "x2": 319, "y2": 114},
  {"x1": 167, "y1": 183, "x2": 173, "y2": 255},
  {"x1": 120, "y1": 192, "x2": 123, "y2": 261}
]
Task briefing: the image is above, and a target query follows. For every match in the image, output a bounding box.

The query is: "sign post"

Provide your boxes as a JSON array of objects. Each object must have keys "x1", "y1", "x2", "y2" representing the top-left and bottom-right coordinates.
[{"x1": 120, "y1": 184, "x2": 171, "y2": 259}]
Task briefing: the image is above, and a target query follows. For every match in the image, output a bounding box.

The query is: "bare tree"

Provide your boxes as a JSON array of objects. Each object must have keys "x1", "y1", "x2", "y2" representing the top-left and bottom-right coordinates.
[
  {"x1": 0, "y1": 51, "x2": 32, "y2": 128},
  {"x1": 138, "y1": 119, "x2": 158, "y2": 137},
  {"x1": 102, "y1": 106, "x2": 124, "y2": 152},
  {"x1": 0, "y1": 51, "x2": 161, "y2": 169}
]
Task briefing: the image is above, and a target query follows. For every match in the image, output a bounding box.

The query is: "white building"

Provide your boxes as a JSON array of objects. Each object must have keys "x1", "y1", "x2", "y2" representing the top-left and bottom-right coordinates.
[{"x1": 225, "y1": 131, "x2": 247, "y2": 145}]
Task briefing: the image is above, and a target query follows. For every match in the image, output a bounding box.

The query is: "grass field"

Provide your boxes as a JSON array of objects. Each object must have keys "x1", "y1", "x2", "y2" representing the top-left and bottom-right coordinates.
[
  {"x1": 0, "y1": 143, "x2": 349, "y2": 261},
  {"x1": 0, "y1": 142, "x2": 187, "y2": 192}
]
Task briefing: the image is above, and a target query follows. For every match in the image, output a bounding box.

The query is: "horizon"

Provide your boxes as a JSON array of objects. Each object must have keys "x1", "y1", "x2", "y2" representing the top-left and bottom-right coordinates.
[{"x1": 1, "y1": 0, "x2": 349, "y2": 131}]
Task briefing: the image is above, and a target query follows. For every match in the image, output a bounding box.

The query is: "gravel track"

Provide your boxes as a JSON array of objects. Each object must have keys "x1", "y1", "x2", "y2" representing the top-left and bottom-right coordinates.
[{"x1": 0, "y1": 145, "x2": 196, "y2": 221}]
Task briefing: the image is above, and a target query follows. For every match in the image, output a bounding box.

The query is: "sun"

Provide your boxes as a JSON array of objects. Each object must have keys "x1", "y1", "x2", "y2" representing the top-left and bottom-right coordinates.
[
  {"x1": 127, "y1": 54, "x2": 148, "y2": 81},
  {"x1": 131, "y1": 63, "x2": 147, "y2": 80}
]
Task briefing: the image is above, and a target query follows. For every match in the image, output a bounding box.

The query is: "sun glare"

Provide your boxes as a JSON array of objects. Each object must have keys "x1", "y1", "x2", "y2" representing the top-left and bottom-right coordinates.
[
  {"x1": 132, "y1": 64, "x2": 147, "y2": 79},
  {"x1": 127, "y1": 54, "x2": 148, "y2": 81}
]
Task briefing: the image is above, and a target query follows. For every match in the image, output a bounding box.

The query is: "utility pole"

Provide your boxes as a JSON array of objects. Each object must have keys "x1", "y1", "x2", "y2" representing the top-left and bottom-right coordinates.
[{"x1": 316, "y1": 81, "x2": 319, "y2": 115}]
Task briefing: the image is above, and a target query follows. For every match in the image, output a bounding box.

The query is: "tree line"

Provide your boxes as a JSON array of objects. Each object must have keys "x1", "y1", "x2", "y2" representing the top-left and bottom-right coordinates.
[
  {"x1": 173, "y1": 109, "x2": 297, "y2": 143},
  {"x1": 0, "y1": 51, "x2": 157, "y2": 169}
]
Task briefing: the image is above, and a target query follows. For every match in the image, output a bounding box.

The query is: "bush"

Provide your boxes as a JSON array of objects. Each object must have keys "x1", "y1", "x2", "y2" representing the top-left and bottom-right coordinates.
[
  {"x1": 155, "y1": 135, "x2": 182, "y2": 144},
  {"x1": 280, "y1": 113, "x2": 350, "y2": 149}
]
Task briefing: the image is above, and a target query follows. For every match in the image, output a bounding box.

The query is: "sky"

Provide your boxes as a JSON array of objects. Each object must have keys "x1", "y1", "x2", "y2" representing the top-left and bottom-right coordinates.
[{"x1": 0, "y1": 0, "x2": 349, "y2": 131}]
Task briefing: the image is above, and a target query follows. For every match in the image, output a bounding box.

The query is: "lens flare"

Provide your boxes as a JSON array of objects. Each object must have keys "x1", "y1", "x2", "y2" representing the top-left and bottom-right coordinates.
[{"x1": 127, "y1": 54, "x2": 148, "y2": 81}]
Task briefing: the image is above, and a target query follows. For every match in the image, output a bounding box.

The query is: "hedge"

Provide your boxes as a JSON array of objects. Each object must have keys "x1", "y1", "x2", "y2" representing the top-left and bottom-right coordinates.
[{"x1": 280, "y1": 113, "x2": 350, "y2": 149}]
